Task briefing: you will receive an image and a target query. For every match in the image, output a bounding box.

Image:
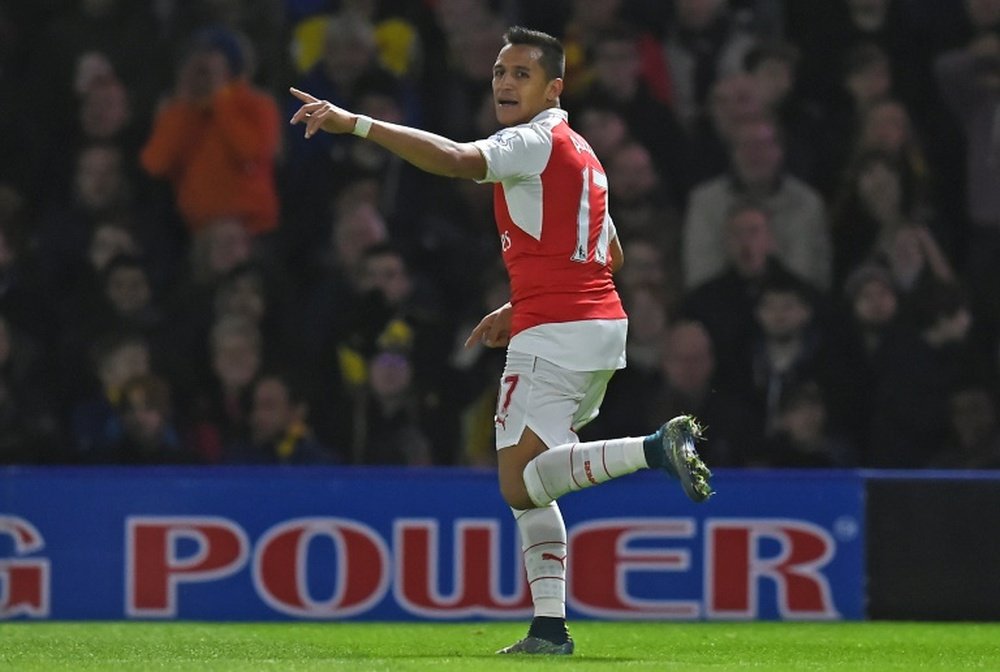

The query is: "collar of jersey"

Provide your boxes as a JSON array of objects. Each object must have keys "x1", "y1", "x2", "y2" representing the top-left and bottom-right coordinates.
[{"x1": 524, "y1": 107, "x2": 568, "y2": 126}]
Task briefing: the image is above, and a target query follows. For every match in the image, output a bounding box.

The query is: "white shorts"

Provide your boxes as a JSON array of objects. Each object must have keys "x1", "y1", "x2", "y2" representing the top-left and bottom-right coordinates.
[{"x1": 494, "y1": 351, "x2": 616, "y2": 450}]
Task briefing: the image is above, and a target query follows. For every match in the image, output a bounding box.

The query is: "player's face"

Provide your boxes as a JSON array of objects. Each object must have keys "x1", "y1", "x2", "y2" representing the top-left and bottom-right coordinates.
[{"x1": 492, "y1": 44, "x2": 561, "y2": 126}]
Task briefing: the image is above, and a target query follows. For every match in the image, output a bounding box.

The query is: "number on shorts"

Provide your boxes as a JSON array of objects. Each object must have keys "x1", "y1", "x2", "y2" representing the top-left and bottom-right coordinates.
[{"x1": 497, "y1": 374, "x2": 520, "y2": 417}]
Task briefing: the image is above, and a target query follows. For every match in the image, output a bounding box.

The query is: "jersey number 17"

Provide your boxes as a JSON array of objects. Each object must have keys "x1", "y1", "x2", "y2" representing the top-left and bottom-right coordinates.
[{"x1": 570, "y1": 165, "x2": 611, "y2": 266}]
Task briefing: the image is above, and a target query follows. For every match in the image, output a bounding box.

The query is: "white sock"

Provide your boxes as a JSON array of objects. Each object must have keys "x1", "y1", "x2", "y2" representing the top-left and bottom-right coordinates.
[
  {"x1": 523, "y1": 437, "x2": 647, "y2": 507},
  {"x1": 512, "y1": 503, "x2": 566, "y2": 618}
]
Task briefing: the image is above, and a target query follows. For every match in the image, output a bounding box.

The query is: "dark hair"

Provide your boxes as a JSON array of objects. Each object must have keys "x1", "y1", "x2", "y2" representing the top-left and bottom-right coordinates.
[
  {"x1": 833, "y1": 148, "x2": 919, "y2": 224},
  {"x1": 90, "y1": 330, "x2": 148, "y2": 371},
  {"x1": 361, "y1": 241, "x2": 406, "y2": 264},
  {"x1": 844, "y1": 264, "x2": 895, "y2": 302},
  {"x1": 757, "y1": 272, "x2": 814, "y2": 306},
  {"x1": 843, "y1": 42, "x2": 888, "y2": 78},
  {"x1": 779, "y1": 379, "x2": 825, "y2": 413},
  {"x1": 121, "y1": 373, "x2": 172, "y2": 415},
  {"x1": 503, "y1": 26, "x2": 565, "y2": 80},
  {"x1": 191, "y1": 25, "x2": 246, "y2": 77},
  {"x1": 744, "y1": 41, "x2": 800, "y2": 73},
  {"x1": 256, "y1": 369, "x2": 309, "y2": 408}
]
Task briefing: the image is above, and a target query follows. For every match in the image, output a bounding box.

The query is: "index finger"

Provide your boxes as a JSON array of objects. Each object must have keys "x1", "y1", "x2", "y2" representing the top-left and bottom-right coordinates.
[
  {"x1": 289, "y1": 87, "x2": 318, "y2": 103},
  {"x1": 463, "y1": 325, "x2": 485, "y2": 349},
  {"x1": 464, "y1": 318, "x2": 492, "y2": 349}
]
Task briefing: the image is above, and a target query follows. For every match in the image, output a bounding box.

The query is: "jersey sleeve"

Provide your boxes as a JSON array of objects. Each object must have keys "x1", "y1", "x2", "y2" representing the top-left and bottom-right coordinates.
[{"x1": 472, "y1": 123, "x2": 553, "y2": 183}]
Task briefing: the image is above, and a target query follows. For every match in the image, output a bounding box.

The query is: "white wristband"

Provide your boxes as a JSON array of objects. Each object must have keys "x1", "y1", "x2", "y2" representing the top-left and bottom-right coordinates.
[{"x1": 352, "y1": 114, "x2": 373, "y2": 138}]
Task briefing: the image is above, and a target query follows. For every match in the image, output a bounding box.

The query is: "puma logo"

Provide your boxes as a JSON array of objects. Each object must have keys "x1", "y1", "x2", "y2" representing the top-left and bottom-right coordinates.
[{"x1": 541, "y1": 552, "x2": 567, "y2": 569}]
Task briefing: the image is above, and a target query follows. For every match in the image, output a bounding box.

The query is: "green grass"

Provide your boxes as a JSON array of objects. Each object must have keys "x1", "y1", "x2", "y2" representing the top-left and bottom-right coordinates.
[{"x1": 1, "y1": 621, "x2": 999, "y2": 671}]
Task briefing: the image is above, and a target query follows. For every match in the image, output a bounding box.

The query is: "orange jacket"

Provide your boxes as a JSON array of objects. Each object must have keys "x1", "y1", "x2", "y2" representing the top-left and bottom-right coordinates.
[{"x1": 141, "y1": 81, "x2": 281, "y2": 235}]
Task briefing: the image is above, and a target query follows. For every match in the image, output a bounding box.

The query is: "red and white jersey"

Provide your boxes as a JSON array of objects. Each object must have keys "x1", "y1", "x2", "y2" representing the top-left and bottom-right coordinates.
[{"x1": 474, "y1": 108, "x2": 627, "y2": 371}]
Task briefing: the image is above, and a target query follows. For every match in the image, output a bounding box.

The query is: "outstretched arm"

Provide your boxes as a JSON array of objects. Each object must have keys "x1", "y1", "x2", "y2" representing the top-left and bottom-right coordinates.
[{"x1": 289, "y1": 87, "x2": 487, "y2": 180}]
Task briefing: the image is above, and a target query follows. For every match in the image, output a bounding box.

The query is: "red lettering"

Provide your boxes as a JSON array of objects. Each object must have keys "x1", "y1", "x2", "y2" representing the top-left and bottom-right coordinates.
[
  {"x1": 569, "y1": 518, "x2": 699, "y2": 618},
  {"x1": 707, "y1": 519, "x2": 839, "y2": 619},
  {"x1": 254, "y1": 518, "x2": 389, "y2": 617},
  {"x1": 0, "y1": 516, "x2": 48, "y2": 618},
  {"x1": 395, "y1": 519, "x2": 531, "y2": 618},
  {"x1": 126, "y1": 517, "x2": 248, "y2": 617}
]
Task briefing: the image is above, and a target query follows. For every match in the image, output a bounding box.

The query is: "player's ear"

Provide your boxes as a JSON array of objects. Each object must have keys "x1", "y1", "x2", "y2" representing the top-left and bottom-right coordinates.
[{"x1": 546, "y1": 77, "x2": 564, "y2": 102}]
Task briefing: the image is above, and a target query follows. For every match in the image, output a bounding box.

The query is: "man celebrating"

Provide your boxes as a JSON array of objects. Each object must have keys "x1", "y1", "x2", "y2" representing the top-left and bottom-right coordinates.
[{"x1": 290, "y1": 26, "x2": 714, "y2": 655}]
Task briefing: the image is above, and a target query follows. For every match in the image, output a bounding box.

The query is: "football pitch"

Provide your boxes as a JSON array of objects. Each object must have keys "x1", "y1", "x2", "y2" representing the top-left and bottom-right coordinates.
[{"x1": 1, "y1": 621, "x2": 998, "y2": 671}]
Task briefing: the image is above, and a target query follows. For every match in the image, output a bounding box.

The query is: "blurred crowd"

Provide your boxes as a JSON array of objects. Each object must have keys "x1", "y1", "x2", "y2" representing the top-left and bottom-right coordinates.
[{"x1": 1, "y1": 0, "x2": 999, "y2": 469}]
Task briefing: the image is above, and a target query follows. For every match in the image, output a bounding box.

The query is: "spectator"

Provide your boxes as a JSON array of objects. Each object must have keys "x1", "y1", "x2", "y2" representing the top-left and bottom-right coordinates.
[
  {"x1": 764, "y1": 380, "x2": 856, "y2": 468},
  {"x1": 77, "y1": 67, "x2": 137, "y2": 153},
  {"x1": 446, "y1": 264, "x2": 510, "y2": 467},
  {"x1": 690, "y1": 71, "x2": 766, "y2": 182},
  {"x1": 68, "y1": 331, "x2": 152, "y2": 460},
  {"x1": 929, "y1": 381, "x2": 1000, "y2": 468},
  {"x1": 935, "y1": 19, "x2": 1000, "y2": 349},
  {"x1": 35, "y1": 144, "x2": 134, "y2": 291},
  {"x1": 663, "y1": 0, "x2": 757, "y2": 134},
  {"x1": 24, "y1": 2, "x2": 165, "y2": 173},
  {"x1": 211, "y1": 261, "x2": 293, "y2": 364},
  {"x1": 291, "y1": 200, "x2": 389, "y2": 368},
  {"x1": 558, "y1": 0, "x2": 628, "y2": 99},
  {"x1": 183, "y1": 315, "x2": 263, "y2": 464},
  {"x1": 868, "y1": 283, "x2": 983, "y2": 467},
  {"x1": 881, "y1": 225, "x2": 957, "y2": 326},
  {"x1": 423, "y1": 4, "x2": 504, "y2": 140},
  {"x1": 355, "y1": 243, "x2": 445, "y2": 345},
  {"x1": 0, "y1": 312, "x2": 61, "y2": 464},
  {"x1": 682, "y1": 117, "x2": 831, "y2": 290},
  {"x1": 743, "y1": 40, "x2": 830, "y2": 190},
  {"x1": 605, "y1": 141, "x2": 683, "y2": 269},
  {"x1": 744, "y1": 275, "x2": 831, "y2": 440},
  {"x1": 825, "y1": 264, "x2": 913, "y2": 459},
  {"x1": 168, "y1": 216, "x2": 259, "y2": 362},
  {"x1": 0, "y1": 186, "x2": 54, "y2": 344},
  {"x1": 102, "y1": 373, "x2": 194, "y2": 465},
  {"x1": 565, "y1": 26, "x2": 693, "y2": 201},
  {"x1": 351, "y1": 342, "x2": 434, "y2": 466},
  {"x1": 825, "y1": 43, "x2": 894, "y2": 192},
  {"x1": 855, "y1": 98, "x2": 934, "y2": 203},
  {"x1": 829, "y1": 150, "x2": 941, "y2": 290},
  {"x1": 787, "y1": 0, "x2": 927, "y2": 113},
  {"x1": 223, "y1": 371, "x2": 337, "y2": 464},
  {"x1": 283, "y1": 12, "x2": 417, "y2": 239},
  {"x1": 575, "y1": 103, "x2": 630, "y2": 164},
  {"x1": 141, "y1": 25, "x2": 281, "y2": 236},
  {"x1": 681, "y1": 199, "x2": 821, "y2": 384},
  {"x1": 587, "y1": 319, "x2": 754, "y2": 466},
  {"x1": 616, "y1": 234, "x2": 672, "y2": 300},
  {"x1": 625, "y1": 284, "x2": 673, "y2": 374}
]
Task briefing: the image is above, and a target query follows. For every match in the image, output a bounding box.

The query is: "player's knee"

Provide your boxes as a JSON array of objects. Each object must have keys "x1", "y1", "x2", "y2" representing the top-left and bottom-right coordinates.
[{"x1": 499, "y1": 473, "x2": 534, "y2": 510}]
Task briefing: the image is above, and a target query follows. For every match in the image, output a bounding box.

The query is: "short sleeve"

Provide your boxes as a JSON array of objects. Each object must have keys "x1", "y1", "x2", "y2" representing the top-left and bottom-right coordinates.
[{"x1": 472, "y1": 123, "x2": 553, "y2": 183}]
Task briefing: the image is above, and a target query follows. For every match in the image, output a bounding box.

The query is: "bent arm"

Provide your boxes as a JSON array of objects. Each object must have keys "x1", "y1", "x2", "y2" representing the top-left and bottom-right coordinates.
[
  {"x1": 140, "y1": 101, "x2": 202, "y2": 177},
  {"x1": 609, "y1": 234, "x2": 624, "y2": 274},
  {"x1": 214, "y1": 87, "x2": 281, "y2": 163}
]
